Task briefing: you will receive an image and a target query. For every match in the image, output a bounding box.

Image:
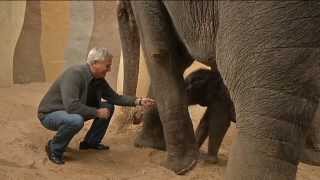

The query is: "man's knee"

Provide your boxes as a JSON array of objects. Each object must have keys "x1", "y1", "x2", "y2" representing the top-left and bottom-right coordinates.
[{"x1": 66, "y1": 114, "x2": 84, "y2": 130}]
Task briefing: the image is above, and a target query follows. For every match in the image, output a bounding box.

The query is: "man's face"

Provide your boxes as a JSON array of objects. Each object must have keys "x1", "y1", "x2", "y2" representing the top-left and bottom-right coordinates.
[{"x1": 91, "y1": 58, "x2": 112, "y2": 78}]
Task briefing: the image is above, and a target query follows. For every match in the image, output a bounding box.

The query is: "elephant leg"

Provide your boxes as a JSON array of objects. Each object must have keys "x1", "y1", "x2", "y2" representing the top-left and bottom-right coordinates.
[
  {"x1": 131, "y1": 1, "x2": 198, "y2": 175},
  {"x1": 216, "y1": 1, "x2": 320, "y2": 179},
  {"x1": 134, "y1": 87, "x2": 166, "y2": 151},
  {"x1": 146, "y1": 52, "x2": 197, "y2": 175},
  {"x1": 195, "y1": 112, "x2": 209, "y2": 149},
  {"x1": 300, "y1": 102, "x2": 320, "y2": 166},
  {"x1": 207, "y1": 103, "x2": 231, "y2": 164},
  {"x1": 308, "y1": 103, "x2": 320, "y2": 151}
]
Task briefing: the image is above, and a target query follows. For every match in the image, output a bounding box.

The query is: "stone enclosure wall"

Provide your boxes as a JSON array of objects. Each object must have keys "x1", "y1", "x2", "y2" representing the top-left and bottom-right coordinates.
[
  {"x1": 0, "y1": 1, "x2": 126, "y2": 89},
  {"x1": 0, "y1": 1, "x2": 208, "y2": 97}
]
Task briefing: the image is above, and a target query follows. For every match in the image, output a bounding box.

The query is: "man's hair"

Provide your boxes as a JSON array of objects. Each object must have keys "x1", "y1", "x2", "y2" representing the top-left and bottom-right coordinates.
[{"x1": 86, "y1": 47, "x2": 113, "y2": 65}]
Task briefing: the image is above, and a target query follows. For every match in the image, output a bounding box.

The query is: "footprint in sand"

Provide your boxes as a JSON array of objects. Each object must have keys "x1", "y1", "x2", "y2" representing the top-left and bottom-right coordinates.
[
  {"x1": 148, "y1": 150, "x2": 166, "y2": 164},
  {"x1": 0, "y1": 158, "x2": 36, "y2": 169}
]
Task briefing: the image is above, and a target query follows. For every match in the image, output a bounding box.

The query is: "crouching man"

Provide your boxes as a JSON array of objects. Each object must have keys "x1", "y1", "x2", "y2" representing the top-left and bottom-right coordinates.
[{"x1": 37, "y1": 47, "x2": 155, "y2": 165}]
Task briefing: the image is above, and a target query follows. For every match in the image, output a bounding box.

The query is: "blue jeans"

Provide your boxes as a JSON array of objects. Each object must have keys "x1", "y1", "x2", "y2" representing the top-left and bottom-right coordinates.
[{"x1": 41, "y1": 102, "x2": 114, "y2": 157}]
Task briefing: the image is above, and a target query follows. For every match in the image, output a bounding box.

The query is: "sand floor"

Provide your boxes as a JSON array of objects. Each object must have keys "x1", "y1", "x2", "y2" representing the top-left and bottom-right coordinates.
[{"x1": 0, "y1": 83, "x2": 319, "y2": 180}]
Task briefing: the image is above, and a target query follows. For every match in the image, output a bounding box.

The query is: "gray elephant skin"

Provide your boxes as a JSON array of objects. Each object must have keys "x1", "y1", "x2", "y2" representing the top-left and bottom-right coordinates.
[{"x1": 117, "y1": 1, "x2": 320, "y2": 179}]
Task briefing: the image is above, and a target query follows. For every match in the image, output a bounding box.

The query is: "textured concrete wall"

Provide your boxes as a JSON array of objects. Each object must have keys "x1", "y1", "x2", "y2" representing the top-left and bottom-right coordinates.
[
  {"x1": 64, "y1": 1, "x2": 94, "y2": 69},
  {"x1": 13, "y1": 1, "x2": 45, "y2": 83},
  {"x1": 0, "y1": 1, "x2": 143, "y2": 91},
  {"x1": 88, "y1": 1, "x2": 120, "y2": 89},
  {"x1": 40, "y1": 1, "x2": 70, "y2": 82},
  {"x1": 0, "y1": 1, "x2": 26, "y2": 87}
]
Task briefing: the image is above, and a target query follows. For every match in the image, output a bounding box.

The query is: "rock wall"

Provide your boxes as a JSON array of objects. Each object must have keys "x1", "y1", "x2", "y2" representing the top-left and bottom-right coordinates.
[
  {"x1": 0, "y1": 1, "x2": 26, "y2": 87},
  {"x1": 64, "y1": 1, "x2": 94, "y2": 69},
  {"x1": 13, "y1": 1, "x2": 45, "y2": 84},
  {"x1": 0, "y1": 1, "x2": 206, "y2": 96},
  {"x1": 0, "y1": 1, "x2": 124, "y2": 89},
  {"x1": 40, "y1": 1, "x2": 70, "y2": 81},
  {"x1": 88, "y1": 1, "x2": 121, "y2": 88}
]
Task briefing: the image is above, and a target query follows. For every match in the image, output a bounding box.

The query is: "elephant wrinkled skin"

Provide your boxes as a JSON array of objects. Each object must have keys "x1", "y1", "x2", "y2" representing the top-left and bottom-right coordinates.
[{"x1": 117, "y1": 1, "x2": 320, "y2": 179}]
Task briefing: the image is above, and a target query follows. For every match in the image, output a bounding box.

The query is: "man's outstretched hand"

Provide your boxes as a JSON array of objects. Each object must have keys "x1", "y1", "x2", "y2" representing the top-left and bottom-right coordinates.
[{"x1": 136, "y1": 97, "x2": 156, "y2": 108}]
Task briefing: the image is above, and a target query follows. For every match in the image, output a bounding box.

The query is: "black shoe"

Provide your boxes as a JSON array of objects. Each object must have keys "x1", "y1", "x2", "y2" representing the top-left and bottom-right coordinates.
[
  {"x1": 79, "y1": 141, "x2": 109, "y2": 150},
  {"x1": 45, "y1": 140, "x2": 65, "y2": 165}
]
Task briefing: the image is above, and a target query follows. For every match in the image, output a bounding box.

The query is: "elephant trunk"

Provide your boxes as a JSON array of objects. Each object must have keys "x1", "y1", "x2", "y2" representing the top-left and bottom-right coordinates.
[
  {"x1": 117, "y1": 1, "x2": 140, "y2": 96},
  {"x1": 113, "y1": 1, "x2": 141, "y2": 132}
]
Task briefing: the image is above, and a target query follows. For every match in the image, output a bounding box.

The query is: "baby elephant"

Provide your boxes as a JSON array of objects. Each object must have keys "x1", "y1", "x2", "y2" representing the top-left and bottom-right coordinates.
[
  {"x1": 186, "y1": 69, "x2": 320, "y2": 165},
  {"x1": 185, "y1": 68, "x2": 235, "y2": 163},
  {"x1": 134, "y1": 68, "x2": 235, "y2": 163}
]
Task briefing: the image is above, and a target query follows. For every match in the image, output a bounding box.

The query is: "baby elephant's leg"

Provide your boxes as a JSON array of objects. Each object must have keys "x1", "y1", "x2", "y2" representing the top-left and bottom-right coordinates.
[
  {"x1": 207, "y1": 102, "x2": 231, "y2": 163},
  {"x1": 195, "y1": 111, "x2": 209, "y2": 148}
]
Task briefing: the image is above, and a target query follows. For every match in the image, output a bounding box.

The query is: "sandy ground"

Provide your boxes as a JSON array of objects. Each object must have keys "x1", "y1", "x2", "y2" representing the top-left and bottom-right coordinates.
[{"x1": 0, "y1": 83, "x2": 319, "y2": 180}]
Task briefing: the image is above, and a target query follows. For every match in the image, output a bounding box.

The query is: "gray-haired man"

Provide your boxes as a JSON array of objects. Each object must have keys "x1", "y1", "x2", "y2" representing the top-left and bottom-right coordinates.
[{"x1": 38, "y1": 47, "x2": 155, "y2": 165}]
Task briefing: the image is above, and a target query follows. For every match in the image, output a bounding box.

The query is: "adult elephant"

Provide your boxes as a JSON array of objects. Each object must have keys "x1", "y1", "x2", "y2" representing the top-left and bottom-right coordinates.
[{"x1": 117, "y1": 1, "x2": 320, "y2": 179}]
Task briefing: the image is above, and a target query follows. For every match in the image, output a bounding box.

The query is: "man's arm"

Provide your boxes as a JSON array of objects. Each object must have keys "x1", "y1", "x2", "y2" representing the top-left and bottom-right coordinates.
[
  {"x1": 100, "y1": 79, "x2": 137, "y2": 106},
  {"x1": 60, "y1": 69, "x2": 97, "y2": 118}
]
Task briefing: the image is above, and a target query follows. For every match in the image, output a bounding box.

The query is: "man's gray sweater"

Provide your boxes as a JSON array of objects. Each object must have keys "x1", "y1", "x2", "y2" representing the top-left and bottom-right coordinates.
[{"x1": 38, "y1": 64, "x2": 137, "y2": 120}]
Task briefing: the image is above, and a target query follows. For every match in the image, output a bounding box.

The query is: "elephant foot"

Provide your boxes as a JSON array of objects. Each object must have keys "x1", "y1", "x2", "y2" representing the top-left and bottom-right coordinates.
[
  {"x1": 134, "y1": 106, "x2": 166, "y2": 150},
  {"x1": 204, "y1": 156, "x2": 218, "y2": 164},
  {"x1": 300, "y1": 147, "x2": 320, "y2": 166},
  {"x1": 134, "y1": 132, "x2": 166, "y2": 151},
  {"x1": 199, "y1": 151, "x2": 218, "y2": 164},
  {"x1": 163, "y1": 153, "x2": 198, "y2": 175}
]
